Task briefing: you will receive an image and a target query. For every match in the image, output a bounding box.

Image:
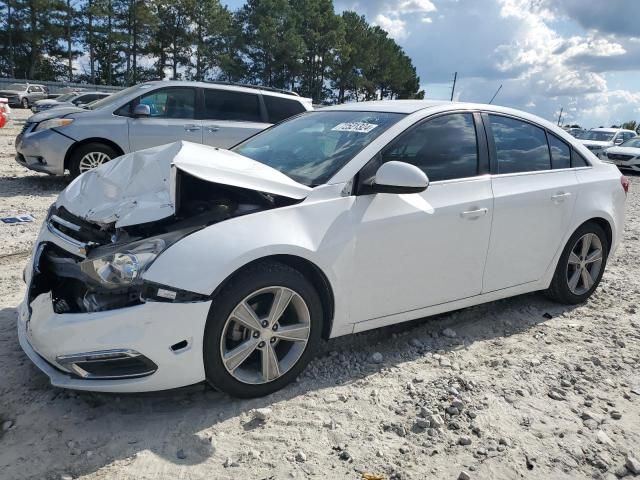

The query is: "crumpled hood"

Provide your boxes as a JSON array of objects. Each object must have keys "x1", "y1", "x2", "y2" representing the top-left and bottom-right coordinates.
[
  {"x1": 28, "y1": 106, "x2": 86, "y2": 122},
  {"x1": 56, "y1": 141, "x2": 311, "y2": 228}
]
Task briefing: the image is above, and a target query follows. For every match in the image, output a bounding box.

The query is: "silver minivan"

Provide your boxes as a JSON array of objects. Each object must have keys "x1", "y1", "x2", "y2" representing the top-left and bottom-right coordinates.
[{"x1": 15, "y1": 81, "x2": 312, "y2": 177}]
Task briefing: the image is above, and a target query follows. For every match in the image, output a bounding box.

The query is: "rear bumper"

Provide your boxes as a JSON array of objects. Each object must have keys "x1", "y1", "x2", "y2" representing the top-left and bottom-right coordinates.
[{"x1": 18, "y1": 292, "x2": 211, "y2": 392}]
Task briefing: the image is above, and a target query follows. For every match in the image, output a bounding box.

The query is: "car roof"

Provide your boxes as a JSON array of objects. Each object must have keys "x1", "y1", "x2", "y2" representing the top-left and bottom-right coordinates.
[
  {"x1": 320, "y1": 100, "x2": 570, "y2": 130},
  {"x1": 140, "y1": 80, "x2": 312, "y2": 103}
]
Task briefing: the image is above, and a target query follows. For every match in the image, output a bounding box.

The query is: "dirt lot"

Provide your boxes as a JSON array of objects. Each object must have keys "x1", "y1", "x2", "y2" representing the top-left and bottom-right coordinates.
[{"x1": 1, "y1": 108, "x2": 639, "y2": 480}]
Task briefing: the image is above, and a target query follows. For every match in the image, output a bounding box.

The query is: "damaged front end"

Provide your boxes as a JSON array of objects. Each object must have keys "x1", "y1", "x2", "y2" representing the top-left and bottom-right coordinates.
[{"x1": 28, "y1": 141, "x2": 309, "y2": 314}]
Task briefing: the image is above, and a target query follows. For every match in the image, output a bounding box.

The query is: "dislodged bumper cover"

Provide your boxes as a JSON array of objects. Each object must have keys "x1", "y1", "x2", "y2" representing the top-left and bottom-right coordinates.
[{"x1": 56, "y1": 141, "x2": 312, "y2": 228}]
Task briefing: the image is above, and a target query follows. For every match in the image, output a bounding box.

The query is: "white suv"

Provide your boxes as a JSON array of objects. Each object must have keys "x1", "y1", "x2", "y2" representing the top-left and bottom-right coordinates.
[
  {"x1": 578, "y1": 127, "x2": 637, "y2": 158},
  {"x1": 15, "y1": 81, "x2": 312, "y2": 177}
]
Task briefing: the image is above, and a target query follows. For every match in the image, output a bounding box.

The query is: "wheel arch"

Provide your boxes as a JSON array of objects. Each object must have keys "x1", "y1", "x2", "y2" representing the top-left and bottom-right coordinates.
[
  {"x1": 586, "y1": 217, "x2": 612, "y2": 252},
  {"x1": 210, "y1": 254, "x2": 336, "y2": 340},
  {"x1": 64, "y1": 138, "x2": 125, "y2": 170}
]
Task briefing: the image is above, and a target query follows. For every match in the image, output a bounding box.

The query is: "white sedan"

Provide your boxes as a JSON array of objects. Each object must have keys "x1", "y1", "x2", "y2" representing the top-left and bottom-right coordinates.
[
  {"x1": 605, "y1": 136, "x2": 640, "y2": 172},
  {"x1": 19, "y1": 101, "x2": 628, "y2": 397}
]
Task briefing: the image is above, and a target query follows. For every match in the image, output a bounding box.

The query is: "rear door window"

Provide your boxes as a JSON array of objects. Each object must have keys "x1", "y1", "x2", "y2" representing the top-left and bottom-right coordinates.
[
  {"x1": 548, "y1": 133, "x2": 571, "y2": 169},
  {"x1": 489, "y1": 115, "x2": 551, "y2": 174},
  {"x1": 203, "y1": 88, "x2": 262, "y2": 122},
  {"x1": 264, "y1": 95, "x2": 306, "y2": 123}
]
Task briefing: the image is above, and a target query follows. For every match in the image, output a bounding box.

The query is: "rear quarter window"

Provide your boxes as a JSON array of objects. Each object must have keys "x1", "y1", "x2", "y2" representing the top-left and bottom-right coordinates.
[
  {"x1": 264, "y1": 95, "x2": 306, "y2": 124},
  {"x1": 571, "y1": 149, "x2": 590, "y2": 167}
]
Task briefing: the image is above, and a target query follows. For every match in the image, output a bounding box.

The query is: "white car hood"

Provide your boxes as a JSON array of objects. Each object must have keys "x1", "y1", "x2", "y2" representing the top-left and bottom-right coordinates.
[
  {"x1": 56, "y1": 141, "x2": 311, "y2": 228},
  {"x1": 580, "y1": 140, "x2": 612, "y2": 148},
  {"x1": 604, "y1": 146, "x2": 640, "y2": 156}
]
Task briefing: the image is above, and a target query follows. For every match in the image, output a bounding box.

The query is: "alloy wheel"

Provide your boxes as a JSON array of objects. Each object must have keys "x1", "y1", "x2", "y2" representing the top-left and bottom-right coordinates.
[
  {"x1": 220, "y1": 286, "x2": 311, "y2": 385},
  {"x1": 566, "y1": 232, "x2": 603, "y2": 295},
  {"x1": 78, "y1": 151, "x2": 110, "y2": 173}
]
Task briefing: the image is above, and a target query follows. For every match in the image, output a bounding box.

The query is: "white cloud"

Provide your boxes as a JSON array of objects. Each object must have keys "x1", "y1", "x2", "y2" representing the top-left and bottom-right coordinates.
[
  {"x1": 373, "y1": 14, "x2": 408, "y2": 40},
  {"x1": 335, "y1": 0, "x2": 640, "y2": 127},
  {"x1": 399, "y1": 0, "x2": 436, "y2": 13}
]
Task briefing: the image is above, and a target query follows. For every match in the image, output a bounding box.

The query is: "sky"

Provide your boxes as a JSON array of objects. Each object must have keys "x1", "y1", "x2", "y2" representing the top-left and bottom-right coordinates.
[{"x1": 223, "y1": 0, "x2": 640, "y2": 128}]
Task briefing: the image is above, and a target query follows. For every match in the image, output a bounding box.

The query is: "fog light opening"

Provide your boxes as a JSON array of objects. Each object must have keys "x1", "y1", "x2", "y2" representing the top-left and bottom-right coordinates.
[
  {"x1": 56, "y1": 349, "x2": 157, "y2": 379},
  {"x1": 170, "y1": 340, "x2": 189, "y2": 353}
]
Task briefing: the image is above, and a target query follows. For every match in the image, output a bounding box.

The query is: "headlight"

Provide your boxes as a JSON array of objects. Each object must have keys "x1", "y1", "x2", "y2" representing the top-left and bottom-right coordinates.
[
  {"x1": 80, "y1": 238, "x2": 166, "y2": 288},
  {"x1": 34, "y1": 118, "x2": 74, "y2": 132}
]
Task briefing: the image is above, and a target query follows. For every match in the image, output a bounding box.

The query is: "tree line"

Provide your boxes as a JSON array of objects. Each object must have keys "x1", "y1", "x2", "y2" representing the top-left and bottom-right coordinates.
[{"x1": 0, "y1": 0, "x2": 424, "y2": 103}]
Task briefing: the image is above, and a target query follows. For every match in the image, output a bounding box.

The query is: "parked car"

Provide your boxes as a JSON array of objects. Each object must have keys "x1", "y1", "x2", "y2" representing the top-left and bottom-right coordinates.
[
  {"x1": 604, "y1": 136, "x2": 640, "y2": 173},
  {"x1": 0, "y1": 83, "x2": 48, "y2": 108},
  {"x1": 563, "y1": 127, "x2": 586, "y2": 138},
  {"x1": 578, "y1": 128, "x2": 637, "y2": 158},
  {"x1": 18, "y1": 101, "x2": 628, "y2": 397},
  {"x1": 15, "y1": 81, "x2": 313, "y2": 178},
  {"x1": 31, "y1": 92, "x2": 112, "y2": 113}
]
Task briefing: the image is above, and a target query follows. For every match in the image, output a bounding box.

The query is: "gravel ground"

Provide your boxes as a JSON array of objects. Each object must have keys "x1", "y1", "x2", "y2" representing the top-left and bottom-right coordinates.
[{"x1": 1, "y1": 108, "x2": 640, "y2": 480}]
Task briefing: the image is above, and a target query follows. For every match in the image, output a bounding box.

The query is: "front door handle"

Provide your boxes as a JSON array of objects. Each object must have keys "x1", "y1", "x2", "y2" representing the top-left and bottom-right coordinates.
[
  {"x1": 551, "y1": 192, "x2": 571, "y2": 202},
  {"x1": 206, "y1": 125, "x2": 220, "y2": 133},
  {"x1": 461, "y1": 208, "x2": 488, "y2": 219},
  {"x1": 184, "y1": 124, "x2": 201, "y2": 132}
]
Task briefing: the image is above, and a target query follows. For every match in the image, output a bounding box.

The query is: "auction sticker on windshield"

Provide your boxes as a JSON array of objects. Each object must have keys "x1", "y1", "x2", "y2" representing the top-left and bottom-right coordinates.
[{"x1": 332, "y1": 122, "x2": 378, "y2": 133}]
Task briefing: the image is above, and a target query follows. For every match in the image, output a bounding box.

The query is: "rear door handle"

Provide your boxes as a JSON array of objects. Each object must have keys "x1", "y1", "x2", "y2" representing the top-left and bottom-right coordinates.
[
  {"x1": 206, "y1": 125, "x2": 220, "y2": 133},
  {"x1": 551, "y1": 192, "x2": 571, "y2": 202},
  {"x1": 461, "y1": 208, "x2": 488, "y2": 219},
  {"x1": 184, "y1": 124, "x2": 201, "y2": 132}
]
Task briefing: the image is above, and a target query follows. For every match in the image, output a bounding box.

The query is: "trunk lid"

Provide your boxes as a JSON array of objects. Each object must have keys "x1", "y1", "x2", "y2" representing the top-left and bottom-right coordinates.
[{"x1": 56, "y1": 141, "x2": 311, "y2": 228}]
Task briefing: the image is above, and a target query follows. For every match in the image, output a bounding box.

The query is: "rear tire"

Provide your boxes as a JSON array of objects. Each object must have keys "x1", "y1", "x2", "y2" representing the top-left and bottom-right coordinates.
[
  {"x1": 68, "y1": 143, "x2": 118, "y2": 178},
  {"x1": 546, "y1": 222, "x2": 609, "y2": 304},
  {"x1": 203, "y1": 261, "x2": 323, "y2": 398}
]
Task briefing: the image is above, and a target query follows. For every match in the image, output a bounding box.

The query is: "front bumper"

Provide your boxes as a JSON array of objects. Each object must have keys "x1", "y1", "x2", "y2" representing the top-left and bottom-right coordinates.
[
  {"x1": 18, "y1": 292, "x2": 211, "y2": 392},
  {"x1": 15, "y1": 127, "x2": 74, "y2": 176},
  {"x1": 18, "y1": 216, "x2": 213, "y2": 392},
  {"x1": 610, "y1": 159, "x2": 640, "y2": 172}
]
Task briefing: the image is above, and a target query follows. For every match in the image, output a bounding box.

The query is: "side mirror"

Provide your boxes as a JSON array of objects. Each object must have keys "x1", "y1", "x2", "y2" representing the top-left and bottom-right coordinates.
[
  {"x1": 614, "y1": 138, "x2": 624, "y2": 145},
  {"x1": 369, "y1": 161, "x2": 429, "y2": 194},
  {"x1": 133, "y1": 104, "x2": 151, "y2": 118}
]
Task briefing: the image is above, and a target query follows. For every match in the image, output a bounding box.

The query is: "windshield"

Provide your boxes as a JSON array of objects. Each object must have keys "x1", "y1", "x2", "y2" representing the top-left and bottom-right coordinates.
[
  {"x1": 581, "y1": 131, "x2": 615, "y2": 142},
  {"x1": 234, "y1": 110, "x2": 405, "y2": 186},
  {"x1": 55, "y1": 93, "x2": 77, "y2": 102},
  {"x1": 84, "y1": 84, "x2": 146, "y2": 110},
  {"x1": 621, "y1": 137, "x2": 640, "y2": 148},
  {"x1": 6, "y1": 83, "x2": 27, "y2": 91}
]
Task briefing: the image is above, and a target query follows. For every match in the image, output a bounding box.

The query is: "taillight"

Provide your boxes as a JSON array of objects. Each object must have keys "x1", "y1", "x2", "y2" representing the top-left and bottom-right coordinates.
[{"x1": 621, "y1": 175, "x2": 629, "y2": 195}]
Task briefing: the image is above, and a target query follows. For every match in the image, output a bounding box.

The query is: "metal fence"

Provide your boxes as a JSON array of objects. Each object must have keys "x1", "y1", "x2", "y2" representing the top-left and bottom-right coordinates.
[{"x1": 0, "y1": 78, "x2": 124, "y2": 94}]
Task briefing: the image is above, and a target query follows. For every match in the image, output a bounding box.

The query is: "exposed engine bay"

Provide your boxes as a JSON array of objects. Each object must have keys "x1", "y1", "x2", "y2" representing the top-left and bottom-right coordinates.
[{"x1": 29, "y1": 170, "x2": 300, "y2": 314}]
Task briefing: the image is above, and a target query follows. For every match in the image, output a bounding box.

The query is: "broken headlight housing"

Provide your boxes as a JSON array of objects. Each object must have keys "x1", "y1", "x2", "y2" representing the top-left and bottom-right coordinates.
[{"x1": 80, "y1": 238, "x2": 165, "y2": 288}]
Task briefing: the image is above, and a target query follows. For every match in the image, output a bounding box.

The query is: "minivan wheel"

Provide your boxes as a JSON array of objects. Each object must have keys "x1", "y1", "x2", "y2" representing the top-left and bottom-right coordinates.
[
  {"x1": 203, "y1": 261, "x2": 323, "y2": 398},
  {"x1": 546, "y1": 222, "x2": 609, "y2": 304},
  {"x1": 21, "y1": 98, "x2": 29, "y2": 109},
  {"x1": 68, "y1": 143, "x2": 118, "y2": 178}
]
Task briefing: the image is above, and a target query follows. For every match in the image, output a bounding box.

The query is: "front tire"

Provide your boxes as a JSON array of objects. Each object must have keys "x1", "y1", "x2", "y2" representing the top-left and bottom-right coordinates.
[
  {"x1": 68, "y1": 143, "x2": 117, "y2": 178},
  {"x1": 546, "y1": 222, "x2": 609, "y2": 304},
  {"x1": 203, "y1": 261, "x2": 323, "y2": 398},
  {"x1": 21, "y1": 98, "x2": 29, "y2": 109}
]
